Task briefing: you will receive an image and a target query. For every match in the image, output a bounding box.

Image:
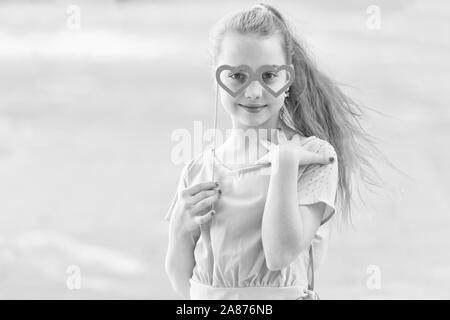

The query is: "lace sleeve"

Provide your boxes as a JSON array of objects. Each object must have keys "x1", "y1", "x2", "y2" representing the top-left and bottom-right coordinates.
[{"x1": 297, "y1": 141, "x2": 339, "y2": 225}]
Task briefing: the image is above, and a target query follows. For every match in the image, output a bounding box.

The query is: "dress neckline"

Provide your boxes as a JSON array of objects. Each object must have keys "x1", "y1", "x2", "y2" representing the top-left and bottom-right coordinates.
[
  {"x1": 208, "y1": 147, "x2": 270, "y2": 174},
  {"x1": 206, "y1": 134, "x2": 317, "y2": 174}
]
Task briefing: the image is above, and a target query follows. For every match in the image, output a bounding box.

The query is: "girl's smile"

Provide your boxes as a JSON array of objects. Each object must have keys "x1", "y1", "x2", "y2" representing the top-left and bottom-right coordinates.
[{"x1": 238, "y1": 103, "x2": 268, "y2": 113}]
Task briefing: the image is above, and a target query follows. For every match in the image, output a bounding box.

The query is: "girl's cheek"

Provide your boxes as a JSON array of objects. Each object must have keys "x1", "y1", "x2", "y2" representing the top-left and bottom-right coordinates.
[{"x1": 221, "y1": 96, "x2": 238, "y2": 111}]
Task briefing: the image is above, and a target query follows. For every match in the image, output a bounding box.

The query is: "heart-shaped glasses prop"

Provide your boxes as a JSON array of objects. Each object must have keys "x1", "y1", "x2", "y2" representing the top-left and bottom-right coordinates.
[{"x1": 216, "y1": 64, "x2": 295, "y2": 98}]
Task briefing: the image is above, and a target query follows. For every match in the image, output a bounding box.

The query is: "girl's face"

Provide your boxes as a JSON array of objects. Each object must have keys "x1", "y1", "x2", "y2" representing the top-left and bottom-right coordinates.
[{"x1": 215, "y1": 32, "x2": 292, "y2": 130}]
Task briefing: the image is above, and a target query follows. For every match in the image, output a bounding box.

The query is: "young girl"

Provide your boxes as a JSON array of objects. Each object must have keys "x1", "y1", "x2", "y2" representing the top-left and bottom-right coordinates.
[{"x1": 165, "y1": 3, "x2": 381, "y2": 300}]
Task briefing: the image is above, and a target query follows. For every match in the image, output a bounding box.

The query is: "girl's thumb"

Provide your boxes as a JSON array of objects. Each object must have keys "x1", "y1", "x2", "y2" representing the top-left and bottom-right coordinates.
[{"x1": 194, "y1": 210, "x2": 215, "y2": 225}]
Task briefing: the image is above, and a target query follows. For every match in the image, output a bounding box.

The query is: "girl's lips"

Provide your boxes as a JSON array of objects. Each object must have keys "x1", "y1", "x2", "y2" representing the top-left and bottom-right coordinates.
[{"x1": 239, "y1": 104, "x2": 267, "y2": 113}]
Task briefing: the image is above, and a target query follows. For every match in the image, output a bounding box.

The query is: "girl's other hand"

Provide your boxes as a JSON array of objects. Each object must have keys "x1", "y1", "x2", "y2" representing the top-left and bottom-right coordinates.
[
  {"x1": 257, "y1": 130, "x2": 334, "y2": 167},
  {"x1": 171, "y1": 181, "x2": 221, "y2": 235}
]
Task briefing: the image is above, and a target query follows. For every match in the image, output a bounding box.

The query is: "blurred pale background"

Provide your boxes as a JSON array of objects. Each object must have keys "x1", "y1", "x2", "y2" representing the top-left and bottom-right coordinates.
[{"x1": 0, "y1": 0, "x2": 449, "y2": 299}]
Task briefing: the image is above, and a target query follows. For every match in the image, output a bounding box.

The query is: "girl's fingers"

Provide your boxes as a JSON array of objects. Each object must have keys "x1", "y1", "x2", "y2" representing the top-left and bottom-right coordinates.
[
  {"x1": 194, "y1": 210, "x2": 215, "y2": 225},
  {"x1": 300, "y1": 151, "x2": 335, "y2": 166},
  {"x1": 186, "y1": 181, "x2": 218, "y2": 196},
  {"x1": 191, "y1": 189, "x2": 221, "y2": 205},
  {"x1": 193, "y1": 193, "x2": 220, "y2": 213}
]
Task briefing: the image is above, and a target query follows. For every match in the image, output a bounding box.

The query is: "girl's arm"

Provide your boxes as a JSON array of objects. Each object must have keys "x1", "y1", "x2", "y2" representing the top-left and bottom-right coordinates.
[
  {"x1": 165, "y1": 180, "x2": 220, "y2": 299},
  {"x1": 262, "y1": 155, "x2": 325, "y2": 271},
  {"x1": 165, "y1": 221, "x2": 197, "y2": 299}
]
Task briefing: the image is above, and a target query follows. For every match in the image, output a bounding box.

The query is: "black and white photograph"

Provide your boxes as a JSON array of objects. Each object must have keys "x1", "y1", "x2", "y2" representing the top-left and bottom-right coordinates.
[{"x1": 0, "y1": 0, "x2": 449, "y2": 302}]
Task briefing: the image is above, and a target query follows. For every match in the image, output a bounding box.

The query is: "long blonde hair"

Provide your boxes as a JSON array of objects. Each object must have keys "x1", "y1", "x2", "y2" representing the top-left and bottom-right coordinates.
[{"x1": 208, "y1": 3, "x2": 387, "y2": 225}]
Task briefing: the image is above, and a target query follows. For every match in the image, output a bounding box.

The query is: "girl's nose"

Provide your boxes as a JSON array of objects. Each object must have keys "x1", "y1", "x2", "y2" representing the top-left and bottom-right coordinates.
[{"x1": 244, "y1": 80, "x2": 263, "y2": 99}]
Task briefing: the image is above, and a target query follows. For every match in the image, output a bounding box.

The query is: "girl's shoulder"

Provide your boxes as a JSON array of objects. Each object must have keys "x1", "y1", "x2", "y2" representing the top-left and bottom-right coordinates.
[
  {"x1": 281, "y1": 124, "x2": 335, "y2": 156},
  {"x1": 299, "y1": 135, "x2": 336, "y2": 157}
]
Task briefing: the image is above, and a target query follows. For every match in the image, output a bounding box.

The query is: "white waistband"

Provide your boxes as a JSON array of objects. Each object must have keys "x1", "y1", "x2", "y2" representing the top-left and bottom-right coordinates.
[{"x1": 189, "y1": 278, "x2": 310, "y2": 300}]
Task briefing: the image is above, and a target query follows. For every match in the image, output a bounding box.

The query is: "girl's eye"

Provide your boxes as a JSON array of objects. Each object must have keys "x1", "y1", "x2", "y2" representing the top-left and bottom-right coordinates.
[
  {"x1": 228, "y1": 73, "x2": 247, "y2": 81},
  {"x1": 263, "y1": 72, "x2": 278, "y2": 81}
]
